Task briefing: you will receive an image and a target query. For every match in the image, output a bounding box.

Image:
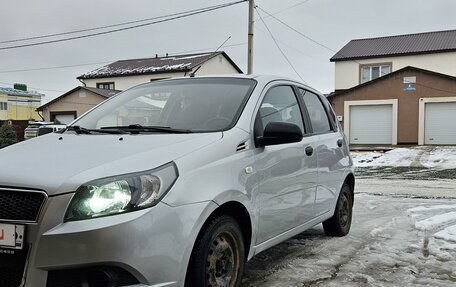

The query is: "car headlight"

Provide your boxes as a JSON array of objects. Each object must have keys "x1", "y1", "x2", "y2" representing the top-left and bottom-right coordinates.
[{"x1": 64, "y1": 162, "x2": 178, "y2": 221}]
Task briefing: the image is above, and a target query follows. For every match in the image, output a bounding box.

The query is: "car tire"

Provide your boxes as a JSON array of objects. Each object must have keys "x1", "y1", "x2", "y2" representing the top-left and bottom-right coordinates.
[
  {"x1": 186, "y1": 215, "x2": 245, "y2": 287},
  {"x1": 322, "y1": 183, "x2": 353, "y2": 237}
]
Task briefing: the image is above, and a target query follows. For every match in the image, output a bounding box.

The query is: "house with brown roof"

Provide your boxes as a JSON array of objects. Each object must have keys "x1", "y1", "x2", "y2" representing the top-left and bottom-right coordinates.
[
  {"x1": 37, "y1": 86, "x2": 120, "y2": 124},
  {"x1": 77, "y1": 51, "x2": 243, "y2": 91},
  {"x1": 329, "y1": 29, "x2": 456, "y2": 145}
]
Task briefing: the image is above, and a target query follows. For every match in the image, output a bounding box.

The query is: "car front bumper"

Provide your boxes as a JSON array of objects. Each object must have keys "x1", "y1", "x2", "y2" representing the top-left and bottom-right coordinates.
[{"x1": 8, "y1": 193, "x2": 216, "y2": 287}]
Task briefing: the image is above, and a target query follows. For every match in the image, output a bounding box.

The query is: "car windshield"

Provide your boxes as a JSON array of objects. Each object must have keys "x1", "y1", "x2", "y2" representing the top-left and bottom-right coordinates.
[{"x1": 72, "y1": 78, "x2": 256, "y2": 133}]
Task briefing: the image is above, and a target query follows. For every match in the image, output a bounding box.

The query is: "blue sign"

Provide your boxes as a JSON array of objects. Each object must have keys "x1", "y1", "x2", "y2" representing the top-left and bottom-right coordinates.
[{"x1": 403, "y1": 83, "x2": 416, "y2": 91}]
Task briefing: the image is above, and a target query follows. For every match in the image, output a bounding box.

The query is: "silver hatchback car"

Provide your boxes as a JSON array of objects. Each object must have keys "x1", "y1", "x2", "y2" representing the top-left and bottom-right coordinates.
[{"x1": 0, "y1": 75, "x2": 354, "y2": 287}]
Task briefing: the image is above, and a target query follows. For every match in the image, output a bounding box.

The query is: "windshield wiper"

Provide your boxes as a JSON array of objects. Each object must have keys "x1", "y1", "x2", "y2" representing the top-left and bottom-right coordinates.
[
  {"x1": 64, "y1": 125, "x2": 126, "y2": 134},
  {"x1": 100, "y1": 124, "x2": 192, "y2": 134}
]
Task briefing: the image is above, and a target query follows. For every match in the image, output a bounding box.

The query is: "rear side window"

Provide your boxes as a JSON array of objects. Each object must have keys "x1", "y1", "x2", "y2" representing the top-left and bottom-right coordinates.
[
  {"x1": 299, "y1": 89, "x2": 331, "y2": 134},
  {"x1": 258, "y1": 86, "x2": 304, "y2": 134}
]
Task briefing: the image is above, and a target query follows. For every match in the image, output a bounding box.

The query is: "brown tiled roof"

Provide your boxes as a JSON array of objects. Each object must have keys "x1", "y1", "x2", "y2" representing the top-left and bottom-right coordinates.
[
  {"x1": 84, "y1": 86, "x2": 120, "y2": 98},
  {"x1": 77, "y1": 51, "x2": 242, "y2": 79},
  {"x1": 330, "y1": 29, "x2": 456, "y2": 62},
  {"x1": 37, "y1": 86, "x2": 120, "y2": 111}
]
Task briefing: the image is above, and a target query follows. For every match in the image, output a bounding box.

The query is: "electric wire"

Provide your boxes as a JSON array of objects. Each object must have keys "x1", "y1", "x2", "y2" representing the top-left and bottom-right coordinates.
[
  {"x1": 0, "y1": 42, "x2": 247, "y2": 74},
  {"x1": 0, "y1": 0, "x2": 247, "y2": 50},
  {"x1": 258, "y1": 6, "x2": 456, "y2": 95},
  {"x1": 255, "y1": 7, "x2": 306, "y2": 83},
  {"x1": 0, "y1": 2, "x2": 245, "y2": 45}
]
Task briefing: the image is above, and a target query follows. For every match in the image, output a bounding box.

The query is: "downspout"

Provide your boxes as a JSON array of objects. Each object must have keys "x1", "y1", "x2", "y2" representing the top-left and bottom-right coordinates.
[{"x1": 78, "y1": 78, "x2": 86, "y2": 87}]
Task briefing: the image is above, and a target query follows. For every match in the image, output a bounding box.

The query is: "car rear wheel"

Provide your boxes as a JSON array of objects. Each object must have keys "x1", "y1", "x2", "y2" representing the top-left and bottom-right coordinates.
[
  {"x1": 323, "y1": 183, "x2": 353, "y2": 236},
  {"x1": 186, "y1": 215, "x2": 245, "y2": 287}
]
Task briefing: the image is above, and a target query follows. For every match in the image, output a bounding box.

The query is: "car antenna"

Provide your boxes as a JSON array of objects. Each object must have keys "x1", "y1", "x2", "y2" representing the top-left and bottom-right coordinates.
[{"x1": 189, "y1": 36, "x2": 231, "y2": 78}]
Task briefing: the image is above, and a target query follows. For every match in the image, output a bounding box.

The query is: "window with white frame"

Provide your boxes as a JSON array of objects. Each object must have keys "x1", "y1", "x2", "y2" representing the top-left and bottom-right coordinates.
[
  {"x1": 361, "y1": 64, "x2": 391, "y2": 83},
  {"x1": 0, "y1": 102, "x2": 7, "y2": 111},
  {"x1": 96, "y1": 82, "x2": 115, "y2": 90}
]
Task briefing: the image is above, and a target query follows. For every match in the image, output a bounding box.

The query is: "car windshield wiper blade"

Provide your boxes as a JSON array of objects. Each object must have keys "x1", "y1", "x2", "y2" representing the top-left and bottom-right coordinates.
[
  {"x1": 100, "y1": 124, "x2": 192, "y2": 134},
  {"x1": 65, "y1": 125, "x2": 126, "y2": 134}
]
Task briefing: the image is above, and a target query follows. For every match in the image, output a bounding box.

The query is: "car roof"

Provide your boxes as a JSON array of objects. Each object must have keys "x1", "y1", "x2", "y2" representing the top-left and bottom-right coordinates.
[{"x1": 137, "y1": 74, "x2": 322, "y2": 95}]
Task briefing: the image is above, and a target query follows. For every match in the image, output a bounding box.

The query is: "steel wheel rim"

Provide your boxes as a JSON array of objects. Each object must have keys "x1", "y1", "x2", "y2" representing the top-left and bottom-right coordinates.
[
  {"x1": 339, "y1": 193, "x2": 350, "y2": 227},
  {"x1": 206, "y1": 230, "x2": 239, "y2": 287}
]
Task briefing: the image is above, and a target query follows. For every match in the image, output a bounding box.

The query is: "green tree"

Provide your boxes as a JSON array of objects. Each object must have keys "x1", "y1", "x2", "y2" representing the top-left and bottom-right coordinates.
[{"x1": 0, "y1": 124, "x2": 18, "y2": 149}]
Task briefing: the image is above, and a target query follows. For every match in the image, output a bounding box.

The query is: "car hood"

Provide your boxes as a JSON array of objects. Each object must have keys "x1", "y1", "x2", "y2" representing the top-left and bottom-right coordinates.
[{"x1": 0, "y1": 132, "x2": 222, "y2": 195}]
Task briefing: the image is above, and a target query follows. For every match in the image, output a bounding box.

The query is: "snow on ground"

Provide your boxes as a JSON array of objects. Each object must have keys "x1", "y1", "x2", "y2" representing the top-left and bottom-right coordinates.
[
  {"x1": 243, "y1": 195, "x2": 456, "y2": 287},
  {"x1": 352, "y1": 146, "x2": 456, "y2": 169},
  {"x1": 242, "y1": 146, "x2": 456, "y2": 287}
]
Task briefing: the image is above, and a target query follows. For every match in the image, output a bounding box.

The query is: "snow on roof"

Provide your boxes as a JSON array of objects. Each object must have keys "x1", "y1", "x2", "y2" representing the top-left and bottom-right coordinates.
[
  {"x1": 0, "y1": 87, "x2": 44, "y2": 97},
  {"x1": 77, "y1": 51, "x2": 242, "y2": 79}
]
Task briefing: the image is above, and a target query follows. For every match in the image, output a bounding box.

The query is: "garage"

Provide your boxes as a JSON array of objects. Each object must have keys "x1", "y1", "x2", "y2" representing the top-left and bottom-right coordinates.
[
  {"x1": 349, "y1": 104, "x2": 393, "y2": 145},
  {"x1": 50, "y1": 112, "x2": 77, "y2": 125},
  {"x1": 424, "y1": 102, "x2": 456, "y2": 145}
]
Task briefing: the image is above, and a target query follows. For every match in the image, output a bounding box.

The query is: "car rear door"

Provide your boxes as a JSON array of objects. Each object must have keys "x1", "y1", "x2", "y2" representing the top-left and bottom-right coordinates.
[
  {"x1": 253, "y1": 84, "x2": 318, "y2": 244},
  {"x1": 298, "y1": 88, "x2": 346, "y2": 216}
]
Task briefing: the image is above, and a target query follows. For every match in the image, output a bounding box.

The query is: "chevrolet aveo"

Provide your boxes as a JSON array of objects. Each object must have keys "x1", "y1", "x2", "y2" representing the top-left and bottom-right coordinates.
[{"x1": 0, "y1": 75, "x2": 354, "y2": 287}]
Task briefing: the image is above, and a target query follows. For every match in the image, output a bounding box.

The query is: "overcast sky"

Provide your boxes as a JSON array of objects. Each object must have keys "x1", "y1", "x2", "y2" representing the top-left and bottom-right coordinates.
[{"x1": 0, "y1": 0, "x2": 455, "y2": 103}]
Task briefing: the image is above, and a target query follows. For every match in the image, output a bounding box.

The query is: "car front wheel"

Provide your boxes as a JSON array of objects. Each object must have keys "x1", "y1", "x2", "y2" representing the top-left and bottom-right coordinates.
[
  {"x1": 323, "y1": 183, "x2": 353, "y2": 236},
  {"x1": 186, "y1": 215, "x2": 245, "y2": 287}
]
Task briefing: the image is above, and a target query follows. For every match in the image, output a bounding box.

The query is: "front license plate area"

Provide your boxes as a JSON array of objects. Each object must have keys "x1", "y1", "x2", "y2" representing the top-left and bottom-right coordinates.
[{"x1": 0, "y1": 223, "x2": 25, "y2": 250}]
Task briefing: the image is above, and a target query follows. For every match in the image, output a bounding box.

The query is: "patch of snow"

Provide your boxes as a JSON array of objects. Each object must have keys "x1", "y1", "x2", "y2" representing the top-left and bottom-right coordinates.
[
  {"x1": 160, "y1": 53, "x2": 211, "y2": 61},
  {"x1": 352, "y1": 148, "x2": 420, "y2": 168},
  {"x1": 422, "y1": 148, "x2": 456, "y2": 169},
  {"x1": 434, "y1": 225, "x2": 456, "y2": 243},
  {"x1": 415, "y1": 212, "x2": 456, "y2": 230},
  {"x1": 352, "y1": 146, "x2": 456, "y2": 169},
  {"x1": 408, "y1": 205, "x2": 456, "y2": 213}
]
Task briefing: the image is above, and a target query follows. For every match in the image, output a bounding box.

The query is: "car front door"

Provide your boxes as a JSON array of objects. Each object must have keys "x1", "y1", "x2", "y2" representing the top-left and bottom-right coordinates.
[{"x1": 254, "y1": 84, "x2": 318, "y2": 244}]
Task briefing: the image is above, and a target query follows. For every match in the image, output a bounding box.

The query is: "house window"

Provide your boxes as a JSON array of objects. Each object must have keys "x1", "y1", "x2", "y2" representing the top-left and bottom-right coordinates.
[
  {"x1": 96, "y1": 82, "x2": 115, "y2": 90},
  {"x1": 360, "y1": 64, "x2": 391, "y2": 83},
  {"x1": 0, "y1": 102, "x2": 7, "y2": 110}
]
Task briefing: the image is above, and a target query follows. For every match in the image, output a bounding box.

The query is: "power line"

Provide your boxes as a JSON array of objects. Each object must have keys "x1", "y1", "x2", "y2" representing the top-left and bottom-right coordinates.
[
  {"x1": 0, "y1": 2, "x2": 244, "y2": 45},
  {"x1": 254, "y1": 24, "x2": 324, "y2": 62},
  {"x1": 0, "y1": 81, "x2": 66, "y2": 93},
  {"x1": 0, "y1": 0, "x2": 247, "y2": 51},
  {"x1": 257, "y1": 6, "x2": 336, "y2": 54},
  {"x1": 255, "y1": 7, "x2": 306, "y2": 83},
  {"x1": 0, "y1": 42, "x2": 247, "y2": 74},
  {"x1": 0, "y1": 61, "x2": 111, "y2": 74},
  {"x1": 264, "y1": 0, "x2": 313, "y2": 17},
  {"x1": 258, "y1": 6, "x2": 456, "y2": 95}
]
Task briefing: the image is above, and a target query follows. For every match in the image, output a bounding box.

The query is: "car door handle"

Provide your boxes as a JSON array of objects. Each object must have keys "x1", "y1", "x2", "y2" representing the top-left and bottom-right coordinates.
[
  {"x1": 305, "y1": 146, "x2": 313, "y2": 156},
  {"x1": 337, "y1": 139, "x2": 343, "y2": 147}
]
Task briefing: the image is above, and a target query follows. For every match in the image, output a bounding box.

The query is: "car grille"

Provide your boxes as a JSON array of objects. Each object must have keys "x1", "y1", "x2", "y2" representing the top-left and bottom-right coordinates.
[
  {"x1": 0, "y1": 246, "x2": 29, "y2": 287},
  {"x1": 0, "y1": 188, "x2": 46, "y2": 222}
]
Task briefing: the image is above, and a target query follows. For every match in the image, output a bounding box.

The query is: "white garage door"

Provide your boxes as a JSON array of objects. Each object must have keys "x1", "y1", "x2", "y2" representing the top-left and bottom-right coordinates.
[
  {"x1": 349, "y1": 105, "x2": 393, "y2": 144},
  {"x1": 55, "y1": 114, "x2": 75, "y2": 125},
  {"x1": 424, "y1": 102, "x2": 456, "y2": 145}
]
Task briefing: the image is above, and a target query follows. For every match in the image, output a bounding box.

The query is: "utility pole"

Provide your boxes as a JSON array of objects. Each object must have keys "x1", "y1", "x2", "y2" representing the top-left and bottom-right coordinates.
[{"x1": 247, "y1": 0, "x2": 254, "y2": 74}]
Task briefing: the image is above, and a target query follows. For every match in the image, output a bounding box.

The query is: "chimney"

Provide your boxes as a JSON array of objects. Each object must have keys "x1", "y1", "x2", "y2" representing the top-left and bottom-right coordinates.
[
  {"x1": 166, "y1": 53, "x2": 168, "y2": 57},
  {"x1": 14, "y1": 83, "x2": 27, "y2": 91},
  {"x1": 155, "y1": 54, "x2": 158, "y2": 58}
]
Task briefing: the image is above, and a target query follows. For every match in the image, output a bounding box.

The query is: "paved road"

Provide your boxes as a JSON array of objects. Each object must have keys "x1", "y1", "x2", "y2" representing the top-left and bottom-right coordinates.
[{"x1": 242, "y1": 178, "x2": 456, "y2": 287}]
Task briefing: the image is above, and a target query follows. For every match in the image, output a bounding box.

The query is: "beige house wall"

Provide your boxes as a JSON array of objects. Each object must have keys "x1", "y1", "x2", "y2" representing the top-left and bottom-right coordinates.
[
  {"x1": 196, "y1": 54, "x2": 241, "y2": 75},
  {"x1": 334, "y1": 51, "x2": 456, "y2": 90},
  {"x1": 0, "y1": 93, "x2": 7, "y2": 120},
  {"x1": 41, "y1": 89, "x2": 107, "y2": 121},
  {"x1": 82, "y1": 72, "x2": 185, "y2": 91}
]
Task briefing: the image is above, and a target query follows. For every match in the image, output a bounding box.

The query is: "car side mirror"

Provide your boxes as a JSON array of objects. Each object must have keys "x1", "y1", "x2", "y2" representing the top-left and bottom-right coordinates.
[{"x1": 257, "y1": 122, "x2": 303, "y2": 147}]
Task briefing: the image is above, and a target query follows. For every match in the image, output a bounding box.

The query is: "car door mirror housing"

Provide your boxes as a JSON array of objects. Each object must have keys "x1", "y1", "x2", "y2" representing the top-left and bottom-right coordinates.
[{"x1": 257, "y1": 122, "x2": 303, "y2": 147}]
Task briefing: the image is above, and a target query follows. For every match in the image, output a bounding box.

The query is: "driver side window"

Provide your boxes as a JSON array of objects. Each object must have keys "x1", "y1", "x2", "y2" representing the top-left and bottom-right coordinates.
[{"x1": 256, "y1": 86, "x2": 304, "y2": 136}]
